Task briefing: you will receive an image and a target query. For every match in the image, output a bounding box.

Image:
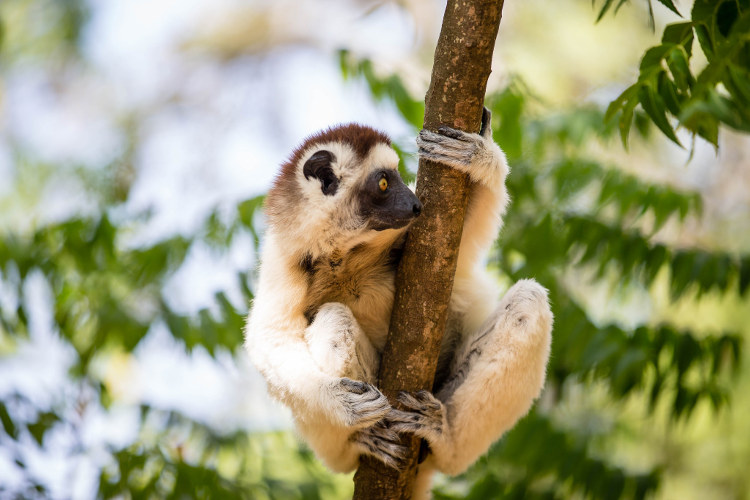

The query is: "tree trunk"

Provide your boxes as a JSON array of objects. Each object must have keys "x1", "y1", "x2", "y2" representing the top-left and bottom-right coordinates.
[{"x1": 352, "y1": 1, "x2": 505, "y2": 498}]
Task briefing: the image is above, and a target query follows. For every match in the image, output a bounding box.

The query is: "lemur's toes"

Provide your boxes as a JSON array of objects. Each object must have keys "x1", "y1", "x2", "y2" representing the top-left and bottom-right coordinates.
[
  {"x1": 398, "y1": 390, "x2": 442, "y2": 413},
  {"x1": 385, "y1": 391, "x2": 445, "y2": 439},
  {"x1": 352, "y1": 421, "x2": 408, "y2": 470}
]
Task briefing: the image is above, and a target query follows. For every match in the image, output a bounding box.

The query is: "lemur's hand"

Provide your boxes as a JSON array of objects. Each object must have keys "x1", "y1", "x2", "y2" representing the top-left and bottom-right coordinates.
[
  {"x1": 329, "y1": 378, "x2": 390, "y2": 429},
  {"x1": 416, "y1": 107, "x2": 507, "y2": 190}
]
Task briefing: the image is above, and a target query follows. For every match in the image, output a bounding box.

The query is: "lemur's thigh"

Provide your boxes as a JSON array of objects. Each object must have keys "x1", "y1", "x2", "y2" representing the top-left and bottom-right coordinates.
[
  {"x1": 305, "y1": 302, "x2": 379, "y2": 384},
  {"x1": 419, "y1": 279, "x2": 552, "y2": 475},
  {"x1": 442, "y1": 279, "x2": 552, "y2": 406}
]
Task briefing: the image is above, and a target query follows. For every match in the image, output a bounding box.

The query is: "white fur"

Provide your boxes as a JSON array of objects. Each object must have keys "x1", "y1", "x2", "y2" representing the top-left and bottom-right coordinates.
[{"x1": 245, "y1": 122, "x2": 553, "y2": 497}]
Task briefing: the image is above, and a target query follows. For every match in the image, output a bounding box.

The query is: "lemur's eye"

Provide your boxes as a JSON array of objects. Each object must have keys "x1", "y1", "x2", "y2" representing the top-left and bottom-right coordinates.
[{"x1": 378, "y1": 176, "x2": 388, "y2": 191}]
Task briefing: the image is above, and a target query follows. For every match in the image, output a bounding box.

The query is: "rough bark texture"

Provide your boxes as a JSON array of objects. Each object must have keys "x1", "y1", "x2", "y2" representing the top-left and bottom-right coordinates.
[{"x1": 352, "y1": 1, "x2": 505, "y2": 498}]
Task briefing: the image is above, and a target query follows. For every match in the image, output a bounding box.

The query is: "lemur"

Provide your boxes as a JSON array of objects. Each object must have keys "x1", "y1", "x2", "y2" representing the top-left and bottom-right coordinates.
[{"x1": 245, "y1": 108, "x2": 553, "y2": 498}]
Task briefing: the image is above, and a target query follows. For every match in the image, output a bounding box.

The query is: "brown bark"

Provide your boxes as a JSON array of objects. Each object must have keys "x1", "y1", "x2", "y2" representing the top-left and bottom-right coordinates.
[{"x1": 352, "y1": 1, "x2": 505, "y2": 498}]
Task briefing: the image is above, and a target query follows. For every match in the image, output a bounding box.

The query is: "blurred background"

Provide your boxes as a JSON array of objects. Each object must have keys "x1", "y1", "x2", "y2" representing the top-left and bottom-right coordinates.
[{"x1": 0, "y1": 0, "x2": 748, "y2": 498}]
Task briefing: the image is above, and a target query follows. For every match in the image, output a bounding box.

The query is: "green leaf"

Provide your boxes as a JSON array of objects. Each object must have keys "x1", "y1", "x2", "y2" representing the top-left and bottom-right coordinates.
[
  {"x1": 27, "y1": 412, "x2": 60, "y2": 446},
  {"x1": 605, "y1": 83, "x2": 639, "y2": 122},
  {"x1": 726, "y1": 64, "x2": 750, "y2": 105},
  {"x1": 639, "y1": 44, "x2": 674, "y2": 72},
  {"x1": 237, "y1": 194, "x2": 266, "y2": 250},
  {"x1": 716, "y1": 0, "x2": 740, "y2": 38},
  {"x1": 644, "y1": 244, "x2": 668, "y2": 284},
  {"x1": 637, "y1": 83, "x2": 683, "y2": 146},
  {"x1": 740, "y1": 256, "x2": 750, "y2": 296},
  {"x1": 662, "y1": 22, "x2": 694, "y2": 48},
  {"x1": 693, "y1": 23, "x2": 715, "y2": 58},
  {"x1": 338, "y1": 49, "x2": 351, "y2": 79},
  {"x1": 670, "y1": 250, "x2": 697, "y2": 299},
  {"x1": 681, "y1": 107, "x2": 720, "y2": 147},
  {"x1": 691, "y1": 0, "x2": 719, "y2": 25},
  {"x1": 666, "y1": 46, "x2": 694, "y2": 91},
  {"x1": 596, "y1": 0, "x2": 617, "y2": 22},
  {"x1": 657, "y1": 71, "x2": 682, "y2": 115},
  {"x1": 656, "y1": 0, "x2": 682, "y2": 17},
  {"x1": 614, "y1": 0, "x2": 630, "y2": 15},
  {"x1": 0, "y1": 402, "x2": 17, "y2": 439},
  {"x1": 606, "y1": 84, "x2": 640, "y2": 147}
]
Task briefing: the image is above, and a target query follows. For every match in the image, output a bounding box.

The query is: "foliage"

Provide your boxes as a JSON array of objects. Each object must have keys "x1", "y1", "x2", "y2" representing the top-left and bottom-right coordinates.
[
  {"x1": 600, "y1": 0, "x2": 750, "y2": 147},
  {"x1": 1, "y1": 1, "x2": 748, "y2": 499},
  {"x1": 472, "y1": 84, "x2": 744, "y2": 499},
  {"x1": 95, "y1": 409, "x2": 343, "y2": 500},
  {"x1": 0, "y1": 197, "x2": 280, "y2": 498}
]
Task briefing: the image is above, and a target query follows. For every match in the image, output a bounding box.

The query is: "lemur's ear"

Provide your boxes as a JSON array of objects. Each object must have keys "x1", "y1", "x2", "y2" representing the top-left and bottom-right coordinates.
[
  {"x1": 303, "y1": 150, "x2": 339, "y2": 196},
  {"x1": 480, "y1": 107, "x2": 492, "y2": 139}
]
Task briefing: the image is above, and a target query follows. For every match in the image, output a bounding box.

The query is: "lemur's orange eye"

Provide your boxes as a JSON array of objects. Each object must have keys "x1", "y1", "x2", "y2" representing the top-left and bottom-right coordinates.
[{"x1": 378, "y1": 177, "x2": 388, "y2": 191}]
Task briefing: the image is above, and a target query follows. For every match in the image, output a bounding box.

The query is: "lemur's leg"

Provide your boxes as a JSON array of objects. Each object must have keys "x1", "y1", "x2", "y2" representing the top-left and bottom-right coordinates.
[
  {"x1": 390, "y1": 279, "x2": 553, "y2": 475},
  {"x1": 302, "y1": 302, "x2": 407, "y2": 471}
]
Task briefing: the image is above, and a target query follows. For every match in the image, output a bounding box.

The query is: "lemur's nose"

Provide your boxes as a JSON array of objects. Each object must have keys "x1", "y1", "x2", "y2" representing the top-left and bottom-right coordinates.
[{"x1": 413, "y1": 201, "x2": 423, "y2": 217}]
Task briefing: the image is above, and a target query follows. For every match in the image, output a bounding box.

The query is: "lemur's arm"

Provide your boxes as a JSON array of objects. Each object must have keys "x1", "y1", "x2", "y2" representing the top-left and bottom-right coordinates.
[
  {"x1": 417, "y1": 107, "x2": 510, "y2": 332},
  {"x1": 417, "y1": 108, "x2": 509, "y2": 277},
  {"x1": 245, "y1": 237, "x2": 390, "y2": 430}
]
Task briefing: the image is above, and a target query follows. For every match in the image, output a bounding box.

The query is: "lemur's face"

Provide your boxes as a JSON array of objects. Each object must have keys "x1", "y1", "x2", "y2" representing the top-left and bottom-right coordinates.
[
  {"x1": 266, "y1": 124, "x2": 422, "y2": 244},
  {"x1": 300, "y1": 141, "x2": 422, "y2": 233},
  {"x1": 358, "y1": 166, "x2": 422, "y2": 231}
]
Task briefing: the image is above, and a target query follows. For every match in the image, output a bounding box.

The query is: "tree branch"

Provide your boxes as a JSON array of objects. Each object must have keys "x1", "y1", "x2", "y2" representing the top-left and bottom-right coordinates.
[{"x1": 352, "y1": 1, "x2": 505, "y2": 498}]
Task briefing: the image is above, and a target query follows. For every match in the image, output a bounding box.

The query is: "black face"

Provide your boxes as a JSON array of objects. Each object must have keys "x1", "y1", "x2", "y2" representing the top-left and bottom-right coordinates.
[{"x1": 358, "y1": 170, "x2": 422, "y2": 231}]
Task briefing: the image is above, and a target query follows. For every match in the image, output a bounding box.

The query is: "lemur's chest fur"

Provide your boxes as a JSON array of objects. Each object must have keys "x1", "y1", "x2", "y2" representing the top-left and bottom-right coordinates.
[{"x1": 301, "y1": 244, "x2": 401, "y2": 351}]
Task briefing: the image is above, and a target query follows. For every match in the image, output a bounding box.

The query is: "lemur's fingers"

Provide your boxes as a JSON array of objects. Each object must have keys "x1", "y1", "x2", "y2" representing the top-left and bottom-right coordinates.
[
  {"x1": 417, "y1": 130, "x2": 476, "y2": 167},
  {"x1": 333, "y1": 378, "x2": 390, "y2": 428},
  {"x1": 351, "y1": 420, "x2": 408, "y2": 470},
  {"x1": 418, "y1": 128, "x2": 476, "y2": 150},
  {"x1": 418, "y1": 128, "x2": 481, "y2": 150},
  {"x1": 386, "y1": 391, "x2": 445, "y2": 440},
  {"x1": 436, "y1": 126, "x2": 474, "y2": 142}
]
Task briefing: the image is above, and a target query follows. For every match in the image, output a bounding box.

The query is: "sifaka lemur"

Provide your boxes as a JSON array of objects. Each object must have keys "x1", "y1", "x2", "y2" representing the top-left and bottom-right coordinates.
[{"x1": 244, "y1": 108, "x2": 553, "y2": 498}]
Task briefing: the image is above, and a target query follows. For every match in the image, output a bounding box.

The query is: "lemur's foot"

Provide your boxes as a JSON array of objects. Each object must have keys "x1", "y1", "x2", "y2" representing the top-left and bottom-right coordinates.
[
  {"x1": 351, "y1": 416, "x2": 408, "y2": 470},
  {"x1": 387, "y1": 390, "x2": 446, "y2": 444}
]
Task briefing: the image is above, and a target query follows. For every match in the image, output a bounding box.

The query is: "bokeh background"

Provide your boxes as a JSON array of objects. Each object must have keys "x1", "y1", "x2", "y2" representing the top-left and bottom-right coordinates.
[{"x1": 1, "y1": 0, "x2": 749, "y2": 498}]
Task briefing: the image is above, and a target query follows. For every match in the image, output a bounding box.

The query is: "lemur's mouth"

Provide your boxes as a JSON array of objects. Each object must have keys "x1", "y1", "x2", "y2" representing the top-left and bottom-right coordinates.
[
  {"x1": 366, "y1": 194, "x2": 422, "y2": 231},
  {"x1": 368, "y1": 215, "x2": 419, "y2": 231}
]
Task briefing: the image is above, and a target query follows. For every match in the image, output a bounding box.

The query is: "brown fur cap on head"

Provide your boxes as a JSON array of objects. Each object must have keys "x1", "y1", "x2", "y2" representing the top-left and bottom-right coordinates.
[{"x1": 266, "y1": 124, "x2": 392, "y2": 224}]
